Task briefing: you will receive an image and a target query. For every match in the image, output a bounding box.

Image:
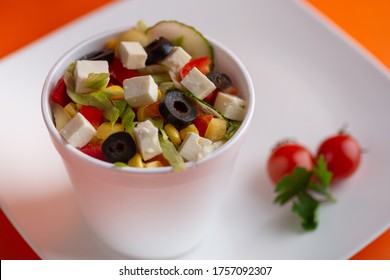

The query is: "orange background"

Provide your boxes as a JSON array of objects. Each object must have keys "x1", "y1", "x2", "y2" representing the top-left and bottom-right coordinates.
[{"x1": 0, "y1": 0, "x2": 389, "y2": 259}]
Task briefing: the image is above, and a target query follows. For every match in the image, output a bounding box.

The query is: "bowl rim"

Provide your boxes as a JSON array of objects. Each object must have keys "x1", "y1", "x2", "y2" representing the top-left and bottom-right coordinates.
[{"x1": 41, "y1": 27, "x2": 255, "y2": 174}]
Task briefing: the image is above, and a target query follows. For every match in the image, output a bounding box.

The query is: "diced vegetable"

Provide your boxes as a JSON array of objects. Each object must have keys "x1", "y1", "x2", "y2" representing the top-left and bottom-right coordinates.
[
  {"x1": 146, "y1": 21, "x2": 214, "y2": 64},
  {"x1": 96, "y1": 122, "x2": 124, "y2": 140},
  {"x1": 179, "y1": 124, "x2": 199, "y2": 141},
  {"x1": 80, "y1": 105, "x2": 103, "y2": 129},
  {"x1": 193, "y1": 114, "x2": 213, "y2": 137},
  {"x1": 109, "y1": 57, "x2": 139, "y2": 84},
  {"x1": 164, "y1": 124, "x2": 181, "y2": 145},
  {"x1": 52, "y1": 102, "x2": 71, "y2": 131},
  {"x1": 180, "y1": 56, "x2": 212, "y2": 79},
  {"x1": 80, "y1": 143, "x2": 105, "y2": 160},
  {"x1": 204, "y1": 118, "x2": 227, "y2": 142},
  {"x1": 51, "y1": 77, "x2": 72, "y2": 106}
]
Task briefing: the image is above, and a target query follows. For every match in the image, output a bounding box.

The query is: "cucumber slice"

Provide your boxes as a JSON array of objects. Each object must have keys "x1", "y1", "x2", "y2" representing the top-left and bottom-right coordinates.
[{"x1": 146, "y1": 21, "x2": 214, "y2": 62}]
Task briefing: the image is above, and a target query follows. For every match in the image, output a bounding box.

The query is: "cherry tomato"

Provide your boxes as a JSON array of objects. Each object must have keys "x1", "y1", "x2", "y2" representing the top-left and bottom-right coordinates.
[
  {"x1": 267, "y1": 142, "x2": 315, "y2": 184},
  {"x1": 317, "y1": 133, "x2": 361, "y2": 181},
  {"x1": 180, "y1": 56, "x2": 211, "y2": 79}
]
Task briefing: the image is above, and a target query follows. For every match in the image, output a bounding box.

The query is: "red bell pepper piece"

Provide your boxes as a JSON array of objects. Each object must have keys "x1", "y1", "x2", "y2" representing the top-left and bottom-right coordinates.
[
  {"x1": 80, "y1": 143, "x2": 105, "y2": 161},
  {"x1": 193, "y1": 114, "x2": 213, "y2": 137},
  {"x1": 144, "y1": 102, "x2": 162, "y2": 119},
  {"x1": 180, "y1": 56, "x2": 211, "y2": 79},
  {"x1": 51, "y1": 77, "x2": 72, "y2": 107},
  {"x1": 109, "y1": 57, "x2": 139, "y2": 84},
  {"x1": 80, "y1": 105, "x2": 103, "y2": 129},
  {"x1": 203, "y1": 89, "x2": 219, "y2": 106}
]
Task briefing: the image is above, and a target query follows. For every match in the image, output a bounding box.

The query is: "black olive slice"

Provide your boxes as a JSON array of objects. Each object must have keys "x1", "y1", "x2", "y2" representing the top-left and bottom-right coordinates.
[
  {"x1": 144, "y1": 37, "x2": 173, "y2": 65},
  {"x1": 102, "y1": 132, "x2": 136, "y2": 163},
  {"x1": 159, "y1": 90, "x2": 198, "y2": 130},
  {"x1": 206, "y1": 71, "x2": 232, "y2": 90},
  {"x1": 79, "y1": 48, "x2": 115, "y2": 63}
]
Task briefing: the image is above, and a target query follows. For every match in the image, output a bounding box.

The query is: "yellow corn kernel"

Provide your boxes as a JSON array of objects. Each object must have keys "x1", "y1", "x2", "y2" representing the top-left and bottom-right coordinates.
[
  {"x1": 136, "y1": 106, "x2": 146, "y2": 122},
  {"x1": 204, "y1": 118, "x2": 228, "y2": 142},
  {"x1": 157, "y1": 89, "x2": 163, "y2": 102},
  {"x1": 106, "y1": 85, "x2": 124, "y2": 100},
  {"x1": 96, "y1": 122, "x2": 124, "y2": 140},
  {"x1": 164, "y1": 124, "x2": 181, "y2": 145},
  {"x1": 64, "y1": 102, "x2": 78, "y2": 118},
  {"x1": 179, "y1": 124, "x2": 199, "y2": 140},
  {"x1": 104, "y1": 37, "x2": 118, "y2": 49},
  {"x1": 144, "y1": 161, "x2": 162, "y2": 168},
  {"x1": 128, "y1": 153, "x2": 144, "y2": 168},
  {"x1": 88, "y1": 136, "x2": 101, "y2": 145}
]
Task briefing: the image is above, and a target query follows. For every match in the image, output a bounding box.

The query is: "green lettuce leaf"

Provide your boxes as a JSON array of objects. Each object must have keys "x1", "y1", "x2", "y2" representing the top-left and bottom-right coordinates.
[
  {"x1": 122, "y1": 105, "x2": 136, "y2": 132},
  {"x1": 85, "y1": 73, "x2": 110, "y2": 91},
  {"x1": 159, "y1": 135, "x2": 186, "y2": 172},
  {"x1": 67, "y1": 90, "x2": 119, "y2": 124}
]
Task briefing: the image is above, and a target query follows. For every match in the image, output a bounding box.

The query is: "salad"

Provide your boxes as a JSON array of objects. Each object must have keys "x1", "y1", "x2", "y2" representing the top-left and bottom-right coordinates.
[{"x1": 50, "y1": 20, "x2": 248, "y2": 171}]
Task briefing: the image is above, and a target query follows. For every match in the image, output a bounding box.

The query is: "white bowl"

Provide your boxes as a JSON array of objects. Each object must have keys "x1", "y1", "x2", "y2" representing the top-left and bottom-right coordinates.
[{"x1": 41, "y1": 27, "x2": 255, "y2": 259}]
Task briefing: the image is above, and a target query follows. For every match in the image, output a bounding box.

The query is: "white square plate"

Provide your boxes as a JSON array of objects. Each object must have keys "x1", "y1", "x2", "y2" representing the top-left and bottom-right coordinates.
[{"x1": 1, "y1": 0, "x2": 389, "y2": 259}]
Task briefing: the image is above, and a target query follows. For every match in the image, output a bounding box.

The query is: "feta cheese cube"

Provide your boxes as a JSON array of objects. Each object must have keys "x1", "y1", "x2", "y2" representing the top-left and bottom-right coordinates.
[
  {"x1": 74, "y1": 60, "x2": 109, "y2": 94},
  {"x1": 123, "y1": 75, "x2": 158, "y2": 107},
  {"x1": 133, "y1": 120, "x2": 162, "y2": 161},
  {"x1": 214, "y1": 92, "x2": 248, "y2": 121},
  {"x1": 161, "y1": 47, "x2": 192, "y2": 72},
  {"x1": 180, "y1": 67, "x2": 216, "y2": 99},
  {"x1": 119, "y1": 41, "x2": 147, "y2": 70},
  {"x1": 179, "y1": 132, "x2": 213, "y2": 162},
  {"x1": 59, "y1": 112, "x2": 96, "y2": 148}
]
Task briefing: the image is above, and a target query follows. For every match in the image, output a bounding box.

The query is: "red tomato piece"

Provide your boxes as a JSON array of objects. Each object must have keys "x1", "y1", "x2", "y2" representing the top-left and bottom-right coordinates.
[
  {"x1": 80, "y1": 105, "x2": 103, "y2": 129},
  {"x1": 180, "y1": 56, "x2": 211, "y2": 79},
  {"x1": 144, "y1": 102, "x2": 162, "y2": 119},
  {"x1": 193, "y1": 114, "x2": 213, "y2": 137},
  {"x1": 203, "y1": 90, "x2": 219, "y2": 105},
  {"x1": 109, "y1": 57, "x2": 139, "y2": 84},
  {"x1": 317, "y1": 133, "x2": 361, "y2": 182},
  {"x1": 267, "y1": 142, "x2": 315, "y2": 184},
  {"x1": 51, "y1": 77, "x2": 72, "y2": 107},
  {"x1": 80, "y1": 143, "x2": 105, "y2": 161}
]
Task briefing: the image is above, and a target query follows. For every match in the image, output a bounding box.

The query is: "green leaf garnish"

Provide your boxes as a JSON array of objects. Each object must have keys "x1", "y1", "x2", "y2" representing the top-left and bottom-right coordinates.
[
  {"x1": 274, "y1": 167, "x2": 312, "y2": 205},
  {"x1": 274, "y1": 157, "x2": 335, "y2": 231},
  {"x1": 292, "y1": 192, "x2": 319, "y2": 231},
  {"x1": 312, "y1": 155, "x2": 333, "y2": 187}
]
